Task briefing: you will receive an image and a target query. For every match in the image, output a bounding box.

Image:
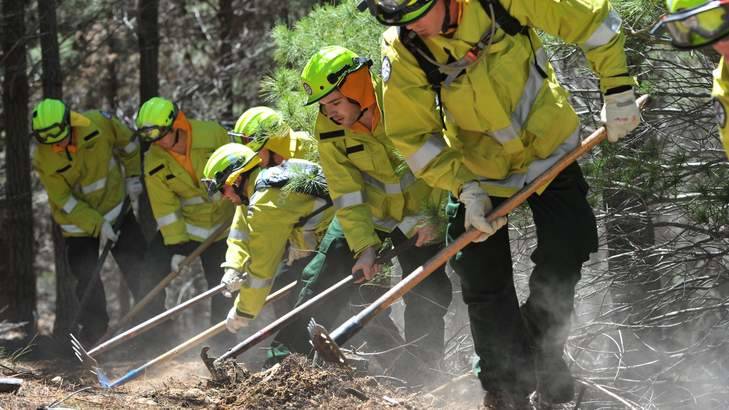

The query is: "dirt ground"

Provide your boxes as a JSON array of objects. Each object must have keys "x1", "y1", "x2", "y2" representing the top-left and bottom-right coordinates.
[{"x1": 0, "y1": 353, "x2": 483, "y2": 409}]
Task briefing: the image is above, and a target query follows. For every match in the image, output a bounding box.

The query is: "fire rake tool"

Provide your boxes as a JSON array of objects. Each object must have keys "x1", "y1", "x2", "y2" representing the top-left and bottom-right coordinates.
[
  {"x1": 200, "y1": 236, "x2": 417, "y2": 380},
  {"x1": 309, "y1": 95, "x2": 651, "y2": 364},
  {"x1": 80, "y1": 282, "x2": 228, "y2": 359},
  {"x1": 71, "y1": 280, "x2": 297, "y2": 389},
  {"x1": 97, "y1": 223, "x2": 230, "y2": 343}
]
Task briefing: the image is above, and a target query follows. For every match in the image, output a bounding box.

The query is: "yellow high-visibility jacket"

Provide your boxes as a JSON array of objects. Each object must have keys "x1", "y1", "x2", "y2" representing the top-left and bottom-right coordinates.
[
  {"x1": 712, "y1": 58, "x2": 729, "y2": 158},
  {"x1": 315, "y1": 79, "x2": 443, "y2": 254},
  {"x1": 381, "y1": 0, "x2": 634, "y2": 197},
  {"x1": 144, "y1": 120, "x2": 234, "y2": 245},
  {"x1": 220, "y1": 133, "x2": 315, "y2": 276},
  {"x1": 233, "y1": 160, "x2": 334, "y2": 318},
  {"x1": 33, "y1": 110, "x2": 141, "y2": 237}
]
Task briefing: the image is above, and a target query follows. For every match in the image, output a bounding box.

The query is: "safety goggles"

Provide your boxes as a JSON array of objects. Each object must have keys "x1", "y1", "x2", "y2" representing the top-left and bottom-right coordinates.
[
  {"x1": 652, "y1": 0, "x2": 729, "y2": 49},
  {"x1": 135, "y1": 124, "x2": 173, "y2": 142},
  {"x1": 30, "y1": 121, "x2": 70, "y2": 144},
  {"x1": 360, "y1": 0, "x2": 433, "y2": 26},
  {"x1": 201, "y1": 160, "x2": 247, "y2": 198}
]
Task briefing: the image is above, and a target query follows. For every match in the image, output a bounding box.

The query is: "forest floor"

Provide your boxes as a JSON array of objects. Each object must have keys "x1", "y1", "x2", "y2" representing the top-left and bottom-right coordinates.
[{"x1": 0, "y1": 350, "x2": 485, "y2": 409}]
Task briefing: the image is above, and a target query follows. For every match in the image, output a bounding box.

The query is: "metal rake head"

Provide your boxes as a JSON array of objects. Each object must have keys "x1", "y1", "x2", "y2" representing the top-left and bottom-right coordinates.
[
  {"x1": 69, "y1": 333, "x2": 112, "y2": 388},
  {"x1": 307, "y1": 318, "x2": 346, "y2": 365}
]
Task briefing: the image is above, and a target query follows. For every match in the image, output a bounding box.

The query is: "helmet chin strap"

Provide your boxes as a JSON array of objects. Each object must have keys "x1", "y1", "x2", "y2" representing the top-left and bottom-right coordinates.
[{"x1": 173, "y1": 129, "x2": 180, "y2": 146}]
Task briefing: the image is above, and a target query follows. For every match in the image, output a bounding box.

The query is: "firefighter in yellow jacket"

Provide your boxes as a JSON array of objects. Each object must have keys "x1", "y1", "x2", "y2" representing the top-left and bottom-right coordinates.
[
  {"x1": 135, "y1": 97, "x2": 234, "y2": 326},
  {"x1": 299, "y1": 46, "x2": 454, "y2": 370},
  {"x1": 219, "y1": 106, "x2": 317, "y2": 316},
  {"x1": 361, "y1": 0, "x2": 641, "y2": 406},
  {"x1": 201, "y1": 143, "x2": 335, "y2": 332},
  {"x1": 31, "y1": 98, "x2": 159, "y2": 345},
  {"x1": 652, "y1": 0, "x2": 729, "y2": 157}
]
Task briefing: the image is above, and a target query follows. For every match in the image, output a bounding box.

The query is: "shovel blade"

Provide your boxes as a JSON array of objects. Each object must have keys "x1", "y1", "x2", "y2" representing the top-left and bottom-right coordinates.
[{"x1": 307, "y1": 318, "x2": 346, "y2": 365}]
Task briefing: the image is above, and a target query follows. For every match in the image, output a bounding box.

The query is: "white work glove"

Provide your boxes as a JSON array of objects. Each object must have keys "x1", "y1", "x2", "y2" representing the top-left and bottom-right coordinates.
[
  {"x1": 221, "y1": 268, "x2": 246, "y2": 298},
  {"x1": 170, "y1": 254, "x2": 190, "y2": 275},
  {"x1": 125, "y1": 176, "x2": 144, "y2": 214},
  {"x1": 99, "y1": 221, "x2": 119, "y2": 249},
  {"x1": 600, "y1": 89, "x2": 640, "y2": 143},
  {"x1": 352, "y1": 246, "x2": 381, "y2": 283},
  {"x1": 225, "y1": 306, "x2": 250, "y2": 334},
  {"x1": 458, "y1": 181, "x2": 507, "y2": 243},
  {"x1": 286, "y1": 246, "x2": 310, "y2": 266}
]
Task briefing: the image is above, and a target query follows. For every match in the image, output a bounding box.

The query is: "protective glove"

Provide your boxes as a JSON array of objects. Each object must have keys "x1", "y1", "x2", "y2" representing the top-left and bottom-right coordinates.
[
  {"x1": 221, "y1": 268, "x2": 246, "y2": 298},
  {"x1": 458, "y1": 181, "x2": 507, "y2": 243},
  {"x1": 600, "y1": 89, "x2": 640, "y2": 143},
  {"x1": 125, "y1": 177, "x2": 144, "y2": 214},
  {"x1": 225, "y1": 306, "x2": 250, "y2": 334},
  {"x1": 352, "y1": 246, "x2": 381, "y2": 283},
  {"x1": 170, "y1": 254, "x2": 191, "y2": 275},
  {"x1": 99, "y1": 221, "x2": 119, "y2": 249},
  {"x1": 286, "y1": 246, "x2": 310, "y2": 266}
]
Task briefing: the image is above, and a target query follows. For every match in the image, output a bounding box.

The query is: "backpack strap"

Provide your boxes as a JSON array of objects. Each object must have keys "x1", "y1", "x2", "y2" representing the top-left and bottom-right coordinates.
[{"x1": 476, "y1": 0, "x2": 527, "y2": 36}]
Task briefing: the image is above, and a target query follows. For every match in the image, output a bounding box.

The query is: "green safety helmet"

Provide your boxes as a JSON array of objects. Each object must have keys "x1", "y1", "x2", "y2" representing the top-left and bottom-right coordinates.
[
  {"x1": 201, "y1": 143, "x2": 261, "y2": 197},
  {"x1": 230, "y1": 106, "x2": 285, "y2": 149},
  {"x1": 359, "y1": 0, "x2": 436, "y2": 26},
  {"x1": 31, "y1": 99, "x2": 71, "y2": 144},
  {"x1": 301, "y1": 46, "x2": 372, "y2": 105},
  {"x1": 135, "y1": 97, "x2": 178, "y2": 142},
  {"x1": 652, "y1": 0, "x2": 729, "y2": 49}
]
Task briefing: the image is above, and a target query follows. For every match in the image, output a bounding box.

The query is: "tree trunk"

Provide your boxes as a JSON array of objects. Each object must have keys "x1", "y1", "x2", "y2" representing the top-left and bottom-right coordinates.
[
  {"x1": 138, "y1": 0, "x2": 159, "y2": 103},
  {"x1": 38, "y1": 0, "x2": 78, "y2": 339},
  {"x1": 136, "y1": 0, "x2": 160, "y2": 242},
  {"x1": 218, "y1": 0, "x2": 233, "y2": 119},
  {"x1": 1, "y1": 0, "x2": 35, "y2": 336}
]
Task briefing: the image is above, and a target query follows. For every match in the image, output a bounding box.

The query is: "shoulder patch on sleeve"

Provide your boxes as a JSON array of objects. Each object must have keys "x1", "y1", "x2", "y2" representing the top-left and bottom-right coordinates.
[
  {"x1": 714, "y1": 98, "x2": 727, "y2": 129},
  {"x1": 100, "y1": 111, "x2": 113, "y2": 120},
  {"x1": 381, "y1": 56, "x2": 391, "y2": 83}
]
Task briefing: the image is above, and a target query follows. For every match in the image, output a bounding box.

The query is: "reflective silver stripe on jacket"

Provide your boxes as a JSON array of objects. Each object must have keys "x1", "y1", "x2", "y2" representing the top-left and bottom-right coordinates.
[
  {"x1": 82, "y1": 177, "x2": 107, "y2": 194},
  {"x1": 373, "y1": 217, "x2": 399, "y2": 232},
  {"x1": 187, "y1": 223, "x2": 221, "y2": 239},
  {"x1": 360, "y1": 169, "x2": 416, "y2": 195},
  {"x1": 244, "y1": 275, "x2": 273, "y2": 289},
  {"x1": 301, "y1": 198, "x2": 329, "y2": 231},
  {"x1": 583, "y1": 9, "x2": 621, "y2": 50},
  {"x1": 122, "y1": 140, "x2": 139, "y2": 154},
  {"x1": 406, "y1": 134, "x2": 446, "y2": 174},
  {"x1": 181, "y1": 196, "x2": 205, "y2": 206},
  {"x1": 61, "y1": 196, "x2": 78, "y2": 213},
  {"x1": 492, "y1": 63, "x2": 545, "y2": 145},
  {"x1": 397, "y1": 215, "x2": 419, "y2": 236},
  {"x1": 479, "y1": 127, "x2": 580, "y2": 190},
  {"x1": 228, "y1": 228, "x2": 249, "y2": 241},
  {"x1": 156, "y1": 212, "x2": 179, "y2": 227},
  {"x1": 81, "y1": 157, "x2": 117, "y2": 194},
  {"x1": 61, "y1": 224, "x2": 84, "y2": 233},
  {"x1": 333, "y1": 191, "x2": 365, "y2": 209},
  {"x1": 103, "y1": 201, "x2": 124, "y2": 222}
]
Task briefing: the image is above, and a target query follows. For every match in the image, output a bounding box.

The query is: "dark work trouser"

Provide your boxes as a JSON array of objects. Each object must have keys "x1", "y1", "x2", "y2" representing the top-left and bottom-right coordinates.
[
  {"x1": 270, "y1": 251, "x2": 315, "y2": 318},
  {"x1": 388, "y1": 228, "x2": 453, "y2": 365},
  {"x1": 269, "y1": 217, "x2": 453, "y2": 368},
  {"x1": 445, "y1": 162, "x2": 598, "y2": 395},
  {"x1": 66, "y1": 210, "x2": 159, "y2": 345},
  {"x1": 145, "y1": 232, "x2": 229, "y2": 326}
]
